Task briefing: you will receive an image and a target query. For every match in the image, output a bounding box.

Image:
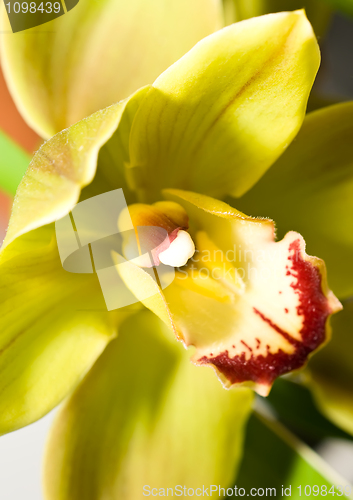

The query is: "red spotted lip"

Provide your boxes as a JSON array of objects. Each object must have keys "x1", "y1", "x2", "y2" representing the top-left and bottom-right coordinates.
[{"x1": 198, "y1": 239, "x2": 335, "y2": 393}]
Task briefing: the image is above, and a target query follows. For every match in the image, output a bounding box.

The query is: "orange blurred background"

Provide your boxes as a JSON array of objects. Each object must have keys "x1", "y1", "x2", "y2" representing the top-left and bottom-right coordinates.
[{"x1": 0, "y1": 66, "x2": 40, "y2": 243}]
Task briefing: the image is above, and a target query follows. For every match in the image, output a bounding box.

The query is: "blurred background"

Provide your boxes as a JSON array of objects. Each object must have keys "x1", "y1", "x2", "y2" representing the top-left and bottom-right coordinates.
[
  {"x1": 0, "y1": 5, "x2": 353, "y2": 499},
  {"x1": 0, "y1": 65, "x2": 40, "y2": 243}
]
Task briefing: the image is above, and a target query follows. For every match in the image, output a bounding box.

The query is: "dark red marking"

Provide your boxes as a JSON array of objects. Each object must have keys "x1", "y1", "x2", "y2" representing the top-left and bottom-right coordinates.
[
  {"x1": 253, "y1": 308, "x2": 297, "y2": 346},
  {"x1": 232, "y1": 345, "x2": 235, "y2": 348},
  {"x1": 241, "y1": 340, "x2": 253, "y2": 352},
  {"x1": 284, "y1": 308, "x2": 289, "y2": 314},
  {"x1": 199, "y1": 239, "x2": 332, "y2": 388}
]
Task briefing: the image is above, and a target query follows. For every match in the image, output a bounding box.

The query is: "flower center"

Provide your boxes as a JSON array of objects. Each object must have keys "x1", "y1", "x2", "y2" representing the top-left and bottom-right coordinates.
[
  {"x1": 159, "y1": 230, "x2": 195, "y2": 268},
  {"x1": 120, "y1": 201, "x2": 196, "y2": 268}
]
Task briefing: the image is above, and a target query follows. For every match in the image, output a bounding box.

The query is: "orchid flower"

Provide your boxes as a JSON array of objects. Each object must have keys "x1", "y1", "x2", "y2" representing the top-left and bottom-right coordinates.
[{"x1": 0, "y1": 5, "x2": 352, "y2": 498}]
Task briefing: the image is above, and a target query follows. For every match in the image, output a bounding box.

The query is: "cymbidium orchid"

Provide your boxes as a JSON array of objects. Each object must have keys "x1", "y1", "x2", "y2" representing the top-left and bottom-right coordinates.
[{"x1": 1, "y1": 5, "x2": 353, "y2": 499}]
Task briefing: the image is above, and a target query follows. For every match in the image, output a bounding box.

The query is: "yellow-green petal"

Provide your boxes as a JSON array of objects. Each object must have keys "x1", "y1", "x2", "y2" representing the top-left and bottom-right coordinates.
[
  {"x1": 1, "y1": 0, "x2": 222, "y2": 138},
  {"x1": 2, "y1": 90, "x2": 146, "y2": 250},
  {"x1": 0, "y1": 90, "x2": 149, "y2": 434},
  {"x1": 237, "y1": 102, "x2": 353, "y2": 299},
  {"x1": 0, "y1": 224, "x2": 129, "y2": 435},
  {"x1": 80, "y1": 86, "x2": 150, "y2": 205},
  {"x1": 223, "y1": 0, "x2": 332, "y2": 38},
  {"x1": 44, "y1": 310, "x2": 253, "y2": 500},
  {"x1": 308, "y1": 299, "x2": 353, "y2": 436},
  {"x1": 129, "y1": 10, "x2": 320, "y2": 200}
]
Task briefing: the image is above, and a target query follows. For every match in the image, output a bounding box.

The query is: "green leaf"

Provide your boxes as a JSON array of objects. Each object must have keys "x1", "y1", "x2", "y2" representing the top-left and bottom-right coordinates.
[
  {"x1": 267, "y1": 378, "x2": 352, "y2": 444},
  {"x1": 308, "y1": 299, "x2": 353, "y2": 437},
  {"x1": 1, "y1": 0, "x2": 222, "y2": 138},
  {"x1": 0, "y1": 130, "x2": 30, "y2": 196},
  {"x1": 237, "y1": 102, "x2": 353, "y2": 299},
  {"x1": 0, "y1": 224, "x2": 129, "y2": 435},
  {"x1": 129, "y1": 10, "x2": 320, "y2": 200},
  {"x1": 233, "y1": 412, "x2": 353, "y2": 498},
  {"x1": 44, "y1": 310, "x2": 253, "y2": 500}
]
